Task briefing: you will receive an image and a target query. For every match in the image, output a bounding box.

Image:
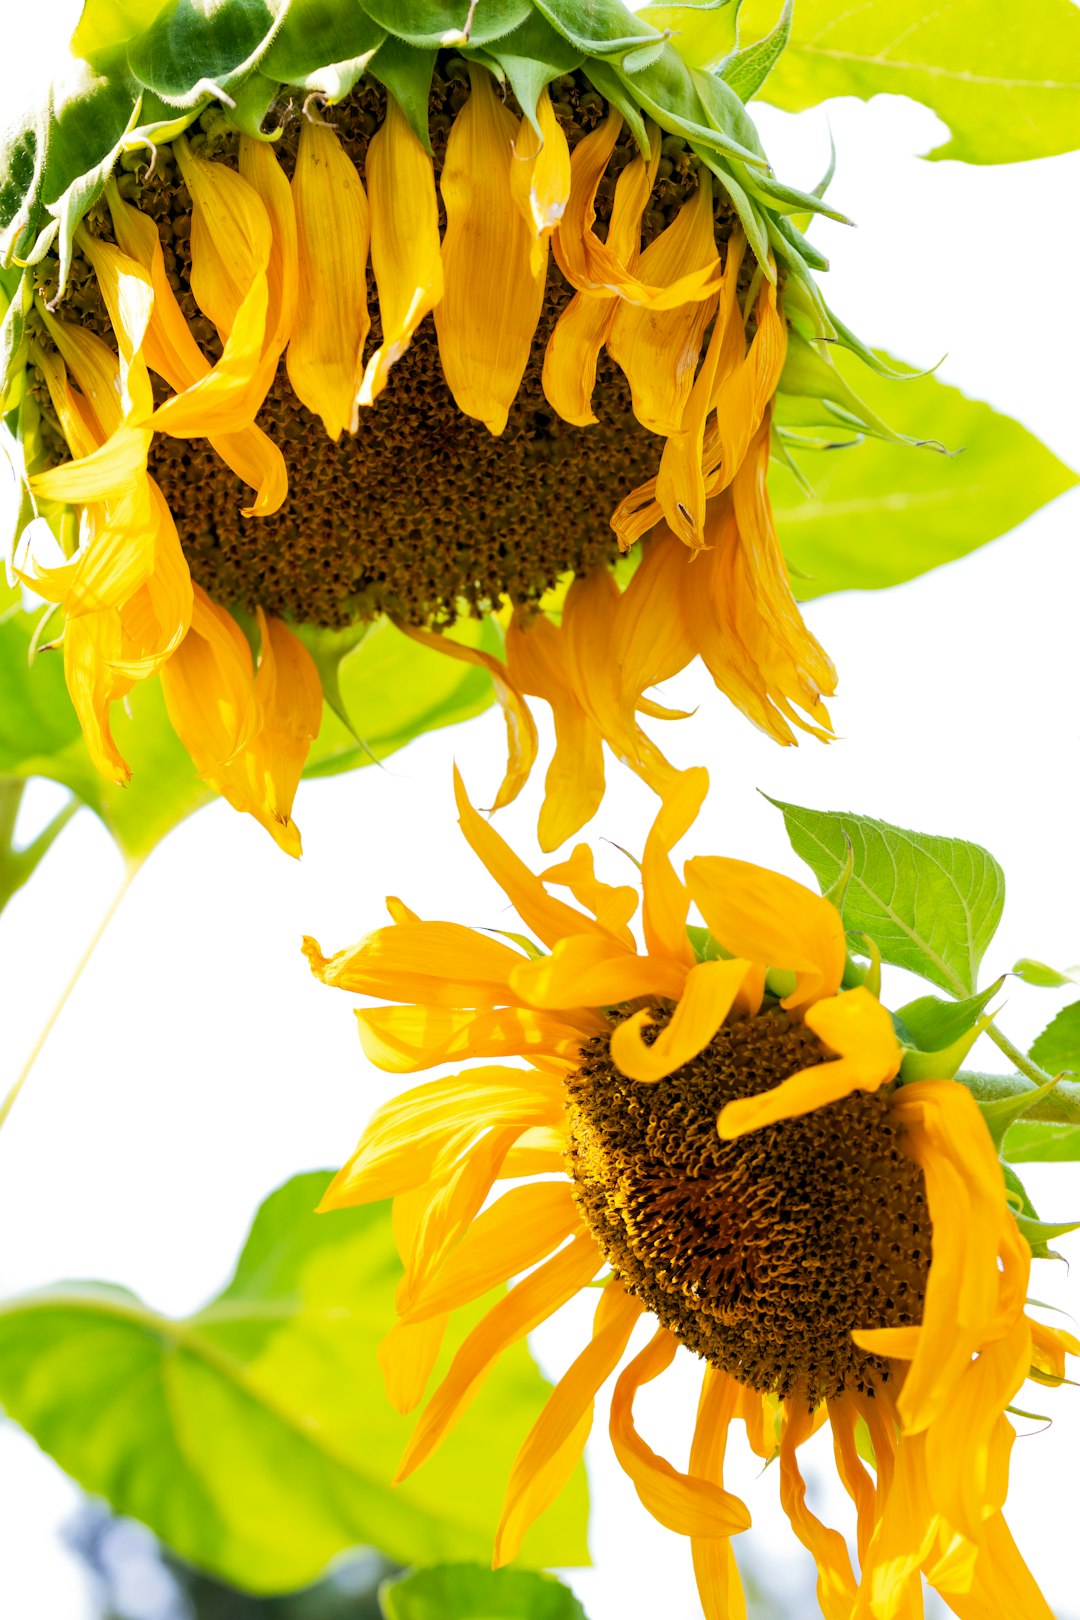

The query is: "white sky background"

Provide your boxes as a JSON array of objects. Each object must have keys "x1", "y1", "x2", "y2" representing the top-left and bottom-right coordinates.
[{"x1": 2, "y1": 5, "x2": 1080, "y2": 1617}]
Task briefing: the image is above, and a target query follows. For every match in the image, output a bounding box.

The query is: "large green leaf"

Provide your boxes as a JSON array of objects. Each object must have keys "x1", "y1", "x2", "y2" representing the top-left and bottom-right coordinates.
[
  {"x1": 742, "y1": 0, "x2": 1080, "y2": 164},
  {"x1": 773, "y1": 350, "x2": 1077, "y2": 601},
  {"x1": 0, "y1": 1174, "x2": 588, "y2": 1592},
  {"x1": 381, "y1": 1565, "x2": 589, "y2": 1620},
  {"x1": 1030, "y1": 1001, "x2": 1080, "y2": 1079},
  {"x1": 770, "y1": 799, "x2": 1005, "y2": 997}
]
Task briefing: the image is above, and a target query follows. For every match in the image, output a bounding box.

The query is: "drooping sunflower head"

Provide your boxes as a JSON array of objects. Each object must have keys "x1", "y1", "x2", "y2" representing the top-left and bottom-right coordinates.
[
  {"x1": 305, "y1": 765, "x2": 1077, "y2": 1618},
  {"x1": 2, "y1": 0, "x2": 905, "y2": 849}
]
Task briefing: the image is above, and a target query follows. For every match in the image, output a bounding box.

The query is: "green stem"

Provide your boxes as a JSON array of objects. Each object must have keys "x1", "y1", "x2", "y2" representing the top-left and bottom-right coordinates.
[
  {"x1": 985, "y1": 1021, "x2": 1057, "y2": 1088},
  {"x1": 0, "y1": 858, "x2": 142, "y2": 1134}
]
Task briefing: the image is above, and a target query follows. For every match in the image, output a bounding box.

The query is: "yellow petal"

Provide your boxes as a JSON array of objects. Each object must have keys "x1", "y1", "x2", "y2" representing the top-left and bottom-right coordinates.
[
  {"x1": 28, "y1": 341, "x2": 101, "y2": 461},
  {"x1": 62, "y1": 610, "x2": 133, "y2": 784},
  {"x1": 106, "y1": 480, "x2": 194, "y2": 681},
  {"x1": 610, "y1": 957, "x2": 754, "y2": 1083},
  {"x1": 509, "y1": 933, "x2": 686, "y2": 1009},
  {"x1": 641, "y1": 766, "x2": 709, "y2": 967},
  {"x1": 495, "y1": 1285, "x2": 642, "y2": 1566},
  {"x1": 72, "y1": 231, "x2": 154, "y2": 420},
  {"x1": 303, "y1": 917, "x2": 530, "y2": 1006},
  {"x1": 506, "y1": 609, "x2": 606, "y2": 852},
  {"x1": 378, "y1": 1316, "x2": 448, "y2": 1415},
  {"x1": 394, "y1": 1126, "x2": 523, "y2": 1309},
  {"x1": 62, "y1": 480, "x2": 157, "y2": 617},
  {"x1": 287, "y1": 112, "x2": 370, "y2": 440},
  {"x1": 689, "y1": 1368, "x2": 749, "y2": 1620},
  {"x1": 359, "y1": 94, "x2": 443, "y2": 405},
  {"x1": 611, "y1": 523, "x2": 697, "y2": 706},
  {"x1": 106, "y1": 180, "x2": 287, "y2": 513},
  {"x1": 396, "y1": 1231, "x2": 601, "y2": 1479},
  {"x1": 160, "y1": 583, "x2": 259, "y2": 778},
  {"x1": 685, "y1": 853, "x2": 847, "y2": 1009},
  {"x1": 932, "y1": 1509, "x2": 1056, "y2": 1620},
  {"x1": 705, "y1": 275, "x2": 787, "y2": 500},
  {"x1": 551, "y1": 105, "x2": 622, "y2": 291},
  {"x1": 539, "y1": 843, "x2": 637, "y2": 944},
  {"x1": 777, "y1": 1400, "x2": 858, "y2": 1620},
  {"x1": 397, "y1": 625, "x2": 538, "y2": 813},
  {"x1": 238, "y1": 134, "x2": 298, "y2": 357},
  {"x1": 453, "y1": 764, "x2": 614, "y2": 949},
  {"x1": 434, "y1": 65, "x2": 545, "y2": 436},
  {"x1": 654, "y1": 233, "x2": 745, "y2": 550},
  {"x1": 716, "y1": 986, "x2": 902, "y2": 1139},
  {"x1": 401, "y1": 1180, "x2": 582, "y2": 1321},
  {"x1": 174, "y1": 136, "x2": 272, "y2": 342},
  {"x1": 316, "y1": 1067, "x2": 564, "y2": 1210},
  {"x1": 510, "y1": 85, "x2": 572, "y2": 276},
  {"x1": 39, "y1": 311, "x2": 125, "y2": 440},
  {"x1": 608, "y1": 169, "x2": 721, "y2": 433},
  {"x1": 924, "y1": 1331, "x2": 1029, "y2": 1542},
  {"x1": 354, "y1": 1003, "x2": 595, "y2": 1075},
  {"x1": 610, "y1": 1328, "x2": 751, "y2": 1538},
  {"x1": 30, "y1": 423, "x2": 152, "y2": 505},
  {"x1": 238, "y1": 611, "x2": 321, "y2": 857}
]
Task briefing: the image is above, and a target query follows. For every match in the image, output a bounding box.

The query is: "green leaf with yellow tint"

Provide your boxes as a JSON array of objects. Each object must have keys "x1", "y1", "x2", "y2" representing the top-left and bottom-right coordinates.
[
  {"x1": 741, "y1": 0, "x2": 1080, "y2": 164},
  {"x1": 362, "y1": 0, "x2": 532, "y2": 49},
  {"x1": 1030, "y1": 1001, "x2": 1080, "y2": 1079},
  {"x1": 0, "y1": 1174, "x2": 589, "y2": 1592},
  {"x1": 770, "y1": 799, "x2": 1005, "y2": 997},
  {"x1": 380, "y1": 1564, "x2": 590, "y2": 1620},
  {"x1": 772, "y1": 350, "x2": 1077, "y2": 602}
]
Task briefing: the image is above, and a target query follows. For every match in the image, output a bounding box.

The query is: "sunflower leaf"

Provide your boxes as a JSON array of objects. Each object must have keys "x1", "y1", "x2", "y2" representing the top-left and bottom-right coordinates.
[
  {"x1": 719, "y1": 0, "x2": 792, "y2": 103},
  {"x1": 637, "y1": 3, "x2": 737, "y2": 71},
  {"x1": 0, "y1": 1174, "x2": 589, "y2": 1591},
  {"x1": 379, "y1": 1564, "x2": 590, "y2": 1620},
  {"x1": 772, "y1": 348, "x2": 1078, "y2": 602},
  {"x1": 1013, "y1": 959, "x2": 1080, "y2": 989},
  {"x1": 1030, "y1": 1001, "x2": 1080, "y2": 1079},
  {"x1": 769, "y1": 799, "x2": 1004, "y2": 997},
  {"x1": 740, "y1": 0, "x2": 1080, "y2": 163},
  {"x1": 1005, "y1": 1122, "x2": 1080, "y2": 1164}
]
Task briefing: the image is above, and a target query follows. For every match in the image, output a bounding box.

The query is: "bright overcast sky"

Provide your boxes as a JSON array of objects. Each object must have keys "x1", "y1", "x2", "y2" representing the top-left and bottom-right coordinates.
[{"x1": 1, "y1": 6, "x2": 1079, "y2": 1618}]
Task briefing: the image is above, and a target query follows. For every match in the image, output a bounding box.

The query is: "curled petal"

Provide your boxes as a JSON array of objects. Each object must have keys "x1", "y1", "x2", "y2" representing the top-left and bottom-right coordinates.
[
  {"x1": 717, "y1": 987, "x2": 902, "y2": 1139},
  {"x1": 610, "y1": 957, "x2": 754, "y2": 1084},
  {"x1": 510, "y1": 86, "x2": 572, "y2": 276},
  {"x1": 610, "y1": 1329, "x2": 751, "y2": 1538}
]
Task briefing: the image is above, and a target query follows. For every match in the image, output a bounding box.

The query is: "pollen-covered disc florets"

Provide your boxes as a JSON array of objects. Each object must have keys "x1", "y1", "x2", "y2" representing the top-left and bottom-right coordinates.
[{"x1": 567, "y1": 1008, "x2": 931, "y2": 1404}]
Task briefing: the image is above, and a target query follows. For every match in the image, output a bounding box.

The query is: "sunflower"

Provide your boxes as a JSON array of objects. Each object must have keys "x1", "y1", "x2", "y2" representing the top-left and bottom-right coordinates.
[
  {"x1": 303, "y1": 766, "x2": 1076, "y2": 1618},
  {"x1": 2, "y1": 1, "x2": 896, "y2": 851}
]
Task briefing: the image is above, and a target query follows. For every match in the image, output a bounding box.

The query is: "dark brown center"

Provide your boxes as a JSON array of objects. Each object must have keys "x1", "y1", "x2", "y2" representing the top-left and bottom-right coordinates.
[
  {"x1": 566, "y1": 1008, "x2": 930, "y2": 1405},
  {"x1": 39, "y1": 65, "x2": 745, "y2": 629}
]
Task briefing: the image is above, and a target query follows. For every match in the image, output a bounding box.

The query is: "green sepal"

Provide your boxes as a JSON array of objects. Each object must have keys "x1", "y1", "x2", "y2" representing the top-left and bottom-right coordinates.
[
  {"x1": 718, "y1": 0, "x2": 791, "y2": 103},
  {"x1": 582, "y1": 58, "x2": 653, "y2": 153},
  {"x1": 361, "y1": 0, "x2": 532, "y2": 49},
  {"x1": 959, "y1": 1070, "x2": 1080, "y2": 1129},
  {"x1": 899, "y1": 1012, "x2": 994, "y2": 1082},
  {"x1": 1012, "y1": 958, "x2": 1079, "y2": 989},
  {"x1": 261, "y1": 3, "x2": 387, "y2": 100},
  {"x1": 292, "y1": 620, "x2": 372, "y2": 751},
  {"x1": 978, "y1": 1070, "x2": 1069, "y2": 1152},
  {"x1": 687, "y1": 924, "x2": 734, "y2": 963},
  {"x1": 73, "y1": 0, "x2": 175, "y2": 60},
  {"x1": 127, "y1": 0, "x2": 289, "y2": 109},
  {"x1": 489, "y1": 14, "x2": 585, "y2": 124},
  {"x1": 691, "y1": 145, "x2": 771, "y2": 270},
  {"x1": 769, "y1": 210, "x2": 829, "y2": 272},
  {"x1": 617, "y1": 45, "x2": 769, "y2": 170},
  {"x1": 1002, "y1": 1163, "x2": 1080, "y2": 1258},
  {"x1": 776, "y1": 331, "x2": 933, "y2": 450},
  {"x1": 227, "y1": 72, "x2": 281, "y2": 137},
  {"x1": 369, "y1": 36, "x2": 438, "y2": 151},
  {"x1": 897, "y1": 979, "x2": 1005, "y2": 1056},
  {"x1": 534, "y1": 0, "x2": 667, "y2": 56}
]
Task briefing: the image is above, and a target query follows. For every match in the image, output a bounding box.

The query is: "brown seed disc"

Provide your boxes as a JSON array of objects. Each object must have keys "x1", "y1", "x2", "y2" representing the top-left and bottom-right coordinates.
[
  {"x1": 565, "y1": 1008, "x2": 931, "y2": 1404},
  {"x1": 36, "y1": 64, "x2": 744, "y2": 629}
]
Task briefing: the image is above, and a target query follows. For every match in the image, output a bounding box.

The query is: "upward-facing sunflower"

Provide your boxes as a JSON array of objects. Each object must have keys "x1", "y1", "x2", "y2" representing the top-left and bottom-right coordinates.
[
  {"x1": 304, "y1": 766, "x2": 1076, "y2": 1619},
  {"x1": 2, "y1": 0, "x2": 901, "y2": 851}
]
